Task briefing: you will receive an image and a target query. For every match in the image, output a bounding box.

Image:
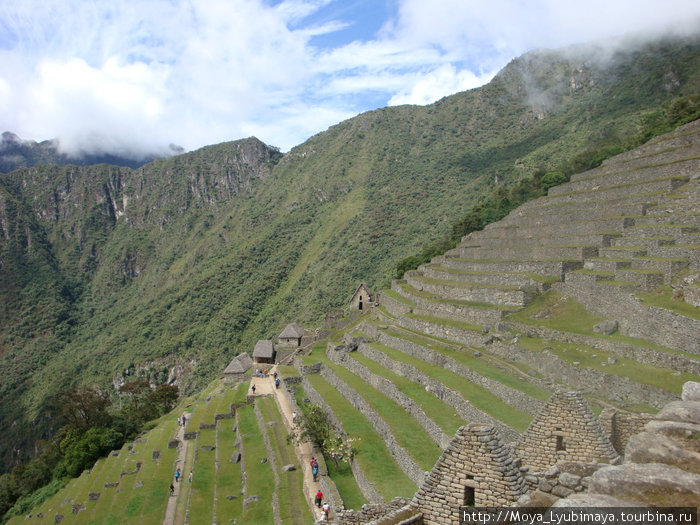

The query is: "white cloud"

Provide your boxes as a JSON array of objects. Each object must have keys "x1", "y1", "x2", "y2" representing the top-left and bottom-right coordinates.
[
  {"x1": 0, "y1": 0, "x2": 697, "y2": 156},
  {"x1": 388, "y1": 65, "x2": 496, "y2": 106}
]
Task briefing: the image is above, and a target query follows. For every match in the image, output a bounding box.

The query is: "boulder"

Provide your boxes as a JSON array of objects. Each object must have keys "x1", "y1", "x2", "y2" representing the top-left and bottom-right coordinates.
[
  {"x1": 551, "y1": 493, "x2": 645, "y2": 507},
  {"x1": 654, "y1": 401, "x2": 700, "y2": 424},
  {"x1": 282, "y1": 464, "x2": 296, "y2": 472},
  {"x1": 593, "y1": 320, "x2": 618, "y2": 335},
  {"x1": 516, "y1": 490, "x2": 558, "y2": 507},
  {"x1": 643, "y1": 420, "x2": 700, "y2": 451},
  {"x1": 682, "y1": 381, "x2": 700, "y2": 402},
  {"x1": 589, "y1": 463, "x2": 700, "y2": 507},
  {"x1": 624, "y1": 431, "x2": 700, "y2": 474}
]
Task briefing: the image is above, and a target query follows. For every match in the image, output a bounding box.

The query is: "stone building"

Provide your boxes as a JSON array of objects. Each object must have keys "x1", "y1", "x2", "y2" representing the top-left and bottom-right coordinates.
[
  {"x1": 349, "y1": 283, "x2": 372, "y2": 311},
  {"x1": 278, "y1": 322, "x2": 305, "y2": 347},
  {"x1": 222, "y1": 352, "x2": 252, "y2": 382},
  {"x1": 411, "y1": 424, "x2": 527, "y2": 524},
  {"x1": 515, "y1": 390, "x2": 619, "y2": 472},
  {"x1": 252, "y1": 339, "x2": 276, "y2": 364}
]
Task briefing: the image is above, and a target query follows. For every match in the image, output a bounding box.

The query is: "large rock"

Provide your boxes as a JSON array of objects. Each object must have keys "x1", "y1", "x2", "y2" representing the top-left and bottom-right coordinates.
[
  {"x1": 654, "y1": 401, "x2": 700, "y2": 424},
  {"x1": 624, "y1": 431, "x2": 700, "y2": 474},
  {"x1": 590, "y1": 463, "x2": 700, "y2": 506},
  {"x1": 682, "y1": 381, "x2": 700, "y2": 402},
  {"x1": 551, "y1": 493, "x2": 645, "y2": 507},
  {"x1": 593, "y1": 320, "x2": 618, "y2": 335},
  {"x1": 643, "y1": 420, "x2": 700, "y2": 452}
]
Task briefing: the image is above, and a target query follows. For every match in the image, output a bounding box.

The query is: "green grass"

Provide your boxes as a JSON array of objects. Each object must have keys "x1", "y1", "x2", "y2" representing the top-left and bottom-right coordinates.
[
  {"x1": 238, "y1": 404, "x2": 275, "y2": 524},
  {"x1": 517, "y1": 336, "x2": 698, "y2": 393},
  {"x1": 350, "y1": 351, "x2": 466, "y2": 436},
  {"x1": 381, "y1": 327, "x2": 551, "y2": 401},
  {"x1": 259, "y1": 396, "x2": 313, "y2": 525},
  {"x1": 637, "y1": 286, "x2": 700, "y2": 320},
  {"x1": 304, "y1": 374, "x2": 417, "y2": 501},
  {"x1": 366, "y1": 342, "x2": 532, "y2": 432},
  {"x1": 293, "y1": 386, "x2": 367, "y2": 509},
  {"x1": 188, "y1": 429, "x2": 216, "y2": 524}
]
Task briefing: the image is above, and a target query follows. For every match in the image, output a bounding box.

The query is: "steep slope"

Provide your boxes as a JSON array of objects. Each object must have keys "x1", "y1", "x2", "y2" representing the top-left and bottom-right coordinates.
[{"x1": 0, "y1": 34, "x2": 699, "y2": 474}]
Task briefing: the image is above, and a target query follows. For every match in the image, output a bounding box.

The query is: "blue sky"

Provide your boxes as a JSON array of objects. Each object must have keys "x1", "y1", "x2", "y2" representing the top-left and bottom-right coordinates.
[{"x1": 0, "y1": 0, "x2": 698, "y2": 156}]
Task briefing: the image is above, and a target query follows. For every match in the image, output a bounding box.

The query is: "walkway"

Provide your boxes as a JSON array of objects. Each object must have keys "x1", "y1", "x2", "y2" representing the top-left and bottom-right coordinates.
[
  {"x1": 250, "y1": 366, "x2": 328, "y2": 522},
  {"x1": 162, "y1": 413, "x2": 190, "y2": 525}
]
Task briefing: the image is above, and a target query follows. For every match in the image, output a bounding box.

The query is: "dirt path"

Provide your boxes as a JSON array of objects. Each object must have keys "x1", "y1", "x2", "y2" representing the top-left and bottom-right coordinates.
[
  {"x1": 250, "y1": 367, "x2": 326, "y2": 522},
  {"x1": 162, "y1": 414, "x2": 190, "y2": 525}
]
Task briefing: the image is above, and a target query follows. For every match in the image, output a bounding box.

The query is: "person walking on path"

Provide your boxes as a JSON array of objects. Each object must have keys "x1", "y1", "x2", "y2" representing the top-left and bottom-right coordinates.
[
  {"x1": 169, "y1": 483, "x2": 174, "y2": 497},
  {"x1": 251, "y1": 384, "x2": 256, "y2": 394},
  {"x1": 322, "y1": 502, "x2": 330, "y2": 521},
  {"x1": 188, "y1": 471, "x2": 192, "y2": 484},
  {"x1": 315, "y1": 489, "x2": 323, "y2": 508}
]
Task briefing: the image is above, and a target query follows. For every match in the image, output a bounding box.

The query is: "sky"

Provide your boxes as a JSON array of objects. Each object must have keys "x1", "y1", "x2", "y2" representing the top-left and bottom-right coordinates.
[{"x1": 0, "y1": 0, "x2": 699, "y2": 157}]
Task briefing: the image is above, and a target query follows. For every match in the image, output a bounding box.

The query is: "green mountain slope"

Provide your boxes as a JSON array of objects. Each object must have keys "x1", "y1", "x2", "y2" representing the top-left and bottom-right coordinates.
[{"x1": 1, "y1": 34, "x2": 699, "y2": 475}]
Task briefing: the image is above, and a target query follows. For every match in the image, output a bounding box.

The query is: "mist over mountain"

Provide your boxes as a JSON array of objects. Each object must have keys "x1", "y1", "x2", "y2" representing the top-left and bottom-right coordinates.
[
  {"x1": 0, "y1": 32, "x2": 698, "y2": 479},
  {"x1": 0, "y1": 132, "x2": 184, "y2": 173}
]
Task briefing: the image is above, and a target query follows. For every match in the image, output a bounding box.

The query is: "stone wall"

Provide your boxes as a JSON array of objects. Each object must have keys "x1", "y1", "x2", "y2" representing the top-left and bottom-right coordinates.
[
  {"x1": 534, "y1": 462, "x2": 604, "y2": 500},
  {"x1": 300, "y1": 375, "x2": 384, "y2": 504},
  {"x1": 485, "y1": 339, "x2": 679, "y2": 409},
  {"x1": 598, "y1": 409, "x2": 654, "y2": 456},
  {"x1": 369, "y1": 327, "x2": 547, "y2": 417},
  {"x1": 326, "y1": 346, "x2": 450, "y2": 449},
  {"x1": 319, "y1": 365, "x2": 426, "y2": 487},
  {"x1": 336, "y1": 498, "x2": 416, "y2": 525},
  {"x1": 552, "y1": 281, "x2": 700, "y2": 354},
  {"x1": 412, "y1": 424, "x2": 527, "y2": 525},
  {"x1": 515, "y1": 391, "x2": 619, "y2": 473},
  {"x1": 506, "y1": 319, "x2": 700, "y2": 376},
  {"x1": 357, "y1": 342, "x2": 521, "y2": 444}
]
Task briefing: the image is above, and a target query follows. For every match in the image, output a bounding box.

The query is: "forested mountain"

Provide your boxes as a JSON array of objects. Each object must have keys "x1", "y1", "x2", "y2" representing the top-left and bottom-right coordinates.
[{"x1": 1, "y1": 34, "x2": 698, "y2": 474}]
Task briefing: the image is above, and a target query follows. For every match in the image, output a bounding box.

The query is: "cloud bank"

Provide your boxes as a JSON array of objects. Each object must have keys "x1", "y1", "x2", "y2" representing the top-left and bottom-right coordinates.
[{"x1": 0, "y1": 0, "x2": 698, "y2": 156}]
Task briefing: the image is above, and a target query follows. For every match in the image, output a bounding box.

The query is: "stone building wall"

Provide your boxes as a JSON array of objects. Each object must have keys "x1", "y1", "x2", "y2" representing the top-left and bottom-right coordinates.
[
  {"x1": 515, "y1": 391, "x2": 619, "y2": 473},
  {"x1": 336, "y1": 498, "x2": 415, "y2": 525},
  {"x1": 599, "y1": 409, "x2": 654, "y2": 456},
  {"x1": 411, "y1": 424, "x2": 527, "y2": 525}
]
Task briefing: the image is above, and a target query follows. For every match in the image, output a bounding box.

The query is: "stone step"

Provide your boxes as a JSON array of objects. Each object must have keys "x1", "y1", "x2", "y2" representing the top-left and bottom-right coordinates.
[
  {"x1": 583, "y1": 258, "x2": 632, "y2": 272},
  {"x1": 405, "y1": 272, "x2": 537, "y2": 307},
  {"x1": 614, "y1": 269, "x2": 665, "y2": 293},
  {"x1": 394, "y1": 313, "x2": 486, "y2": 348},
  {"x1": 532, "y1": 176, "x2": 689, "y2": 207},
  {"x1": 633, "y1": 212, "x2": 700, "y2": 227},
  {"x1": 565, "y1": 270, "x2": 616, "y2": 287},
  {"x1": 477, "y1": 217, "x2": 635, "y2": 240},
  {"x1": 645, "y1": 245, "x2": 700, "y2": 266},
  {"x1": 462, "y1": 233, "x2": 621, "y2": 249},
  {"x1": 500, "y1": 195, "x2": 655, "y2": 221},
  {"x1": 630, "y1": 257, "x2": 689, "y2": 282},
  {"x1": 437, "y1": 255, "x2": 582, "y2": 277},
  {"x1": 457, "y1": 244, "x2": 599, "y2": 261},
  {"x1": 612, "y1": 236, "x2": 677, "y2": 249},
  {"x1": 421, "y1": 264, "x2": 553, "y2": 290},
  {"x1": 391, "y1": 280, "x2": 510, "y2": 325},
  {"x1": 599, "y1": 246, "x2": 648, "y2": 259},
  {"x1": 549, "y1": 157, "x2": 699, "y2": 196},
  {"x1": 570, "y1": 124, "x2": 700, "y2": 178}
]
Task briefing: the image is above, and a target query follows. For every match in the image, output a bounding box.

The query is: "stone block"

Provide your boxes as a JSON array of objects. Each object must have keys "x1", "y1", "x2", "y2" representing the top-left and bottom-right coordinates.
[{"x1": 682, "y1": 381, "x2": 700, "y2": 402}]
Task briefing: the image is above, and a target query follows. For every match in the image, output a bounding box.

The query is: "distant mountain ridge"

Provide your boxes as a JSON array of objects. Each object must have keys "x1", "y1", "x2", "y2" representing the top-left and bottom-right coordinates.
[
  {"x1": 0, "y1": 33, "x2": 698, "y2": 480},
  {"x1": 0, "y1": 131, "x2": 184, "y2": 173}
]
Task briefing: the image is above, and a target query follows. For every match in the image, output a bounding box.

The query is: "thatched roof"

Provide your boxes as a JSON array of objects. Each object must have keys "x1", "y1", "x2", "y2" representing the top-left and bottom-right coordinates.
[
  {"x1": 223, "y1": 352, "x2": 253, "y2": 374},
  {"x1": 253, "y1": 339, "x2": 275, "y2": 359},
  {"x1": 279, "y1": 322, "x2": 305, "y2": 339}
]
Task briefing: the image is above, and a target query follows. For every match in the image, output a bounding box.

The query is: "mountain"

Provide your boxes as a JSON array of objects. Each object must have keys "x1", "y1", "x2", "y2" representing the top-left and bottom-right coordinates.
[
  {"x1": 0, "y1": 33, "x2": 699, "y2": 475},
  {"x1": 0, "y1": 132, "x2": 183, "y2": 173}
]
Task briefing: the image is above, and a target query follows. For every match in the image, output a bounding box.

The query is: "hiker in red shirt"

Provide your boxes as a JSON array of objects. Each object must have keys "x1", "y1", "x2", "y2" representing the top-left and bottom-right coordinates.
[{"x1": 315, "y1": 489, "x2": 323, "y2": 507}]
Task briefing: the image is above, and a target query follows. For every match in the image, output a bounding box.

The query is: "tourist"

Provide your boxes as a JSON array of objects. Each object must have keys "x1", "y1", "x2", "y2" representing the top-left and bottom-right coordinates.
[
  {"x1": 292, "y1": 411, "x2": 297, "y2": 424},
  {"x1": 169, "y1": 483, "x2": 174, "y2": 497},
  {"x1": 252, "y1": 384, "x2": 256, "y2": 394},
  {"x1": 188, "y1": 471, "x2": 192, "y2": 484},
  {"x1": 322, "y1": 502, "x2": 330, "y2": 520},
  {"x1": 315, "y1": 489, "x2": 323, "y2": 507},
  {"x1": 175, "y1": 467, "x2": 180, "y2": 482},
  {"x1": 312, "y1": 462, "x2": 318, "y2": 482},
  {"x1": 275, "y1": 378, "x2": 280, "y2": 389}
]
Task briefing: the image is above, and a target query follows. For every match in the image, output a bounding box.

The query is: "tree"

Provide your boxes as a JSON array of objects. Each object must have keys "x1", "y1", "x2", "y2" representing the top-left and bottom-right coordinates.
[
  {"x1": 287, "y1": 403, "x2": 356, "y2": 467},
  {"x1": 57, "y1": 386, "x2": 112, "y2": 430}
]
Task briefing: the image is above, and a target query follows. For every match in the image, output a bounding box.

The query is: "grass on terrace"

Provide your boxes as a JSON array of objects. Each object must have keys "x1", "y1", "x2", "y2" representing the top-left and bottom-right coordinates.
[
  {"x1": 258, "y1": 396, "x2": 313, "y2": 525},
  {"x1": 304, "y1": 373, "x2": 417, "y2": 501},
  {"x1": 301, "y1": 344, "x2": 441, "y2": 471},
  {"x1": 379, "y1": 326, "x2": 551, "y2": 401},
  {"x1": 238, "y1": 403, "x2": 275, "y2": 524},
  {"x1": 637, "y1": 285, "x2": 700, "y2": 320},
  {"x1": 293, "y1": 385, "x2": 367, "y2": 510},
  {"x1": 364, "y1": 342, "x2": 532, "y2": 432}
]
